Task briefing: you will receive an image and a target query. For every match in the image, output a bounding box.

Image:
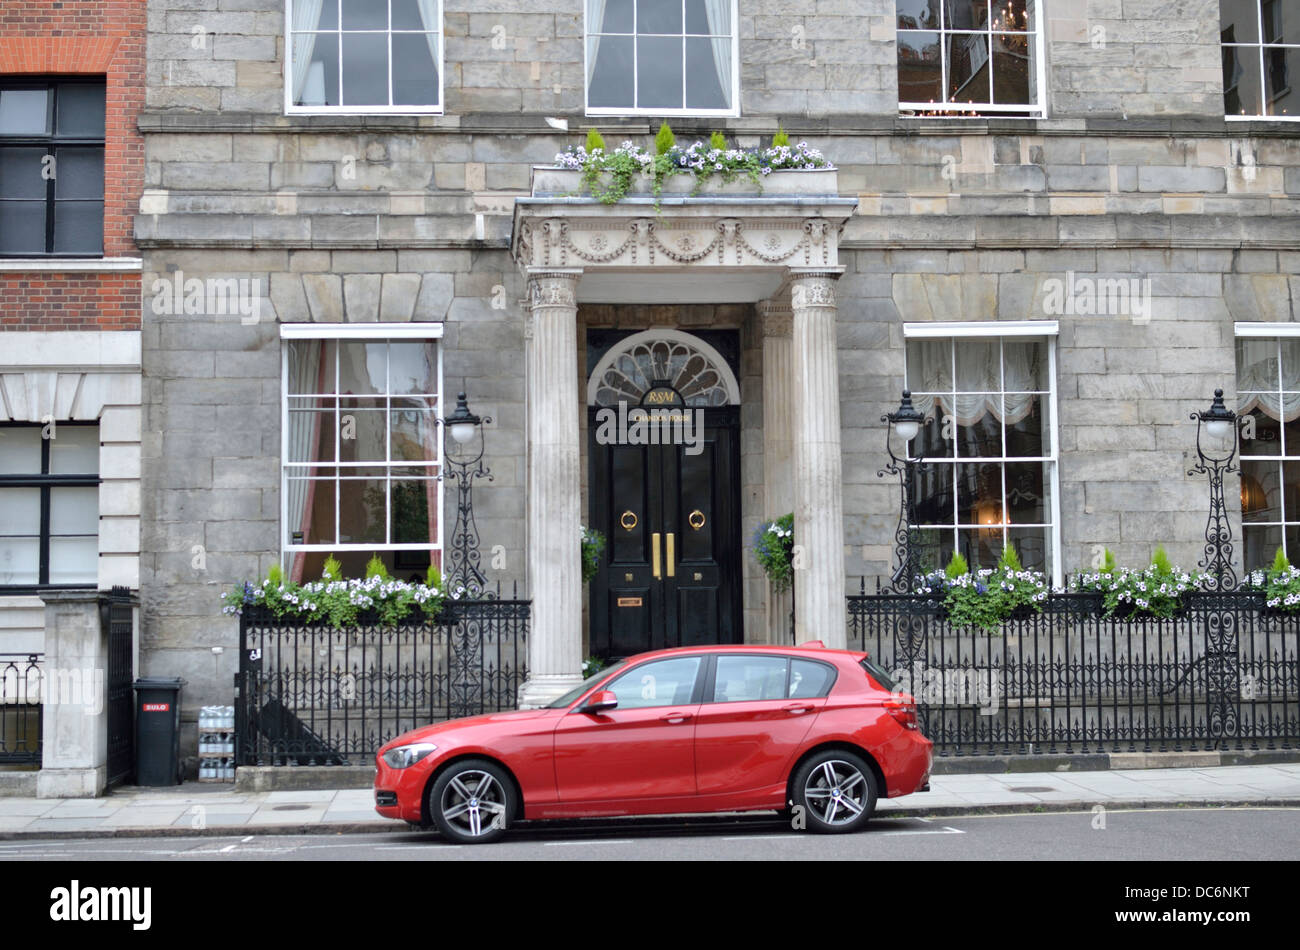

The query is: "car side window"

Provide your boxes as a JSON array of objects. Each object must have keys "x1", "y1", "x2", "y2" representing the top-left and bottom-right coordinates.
[
  {"x1": 712, "y1": 655, "x2": 788, "y2": 703},
  {"x1": 789, "y1": 659, "x2": 836, "y2": 699},
  {"x1": 603, "y1": 656, "x2": 702, "y2": 710}
]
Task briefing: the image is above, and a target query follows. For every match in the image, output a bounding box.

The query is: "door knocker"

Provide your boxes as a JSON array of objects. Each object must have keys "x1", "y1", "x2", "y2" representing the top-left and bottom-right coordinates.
[
  {"x1": 620, "y1": 510, "x2": 638, "y2": 531},
  {"x1": 688, "y1": 509, "x2": 706, "y2": 531}
]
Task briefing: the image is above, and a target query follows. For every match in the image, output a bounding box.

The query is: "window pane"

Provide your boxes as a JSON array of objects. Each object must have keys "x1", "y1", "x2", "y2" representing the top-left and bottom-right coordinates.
[
  {"x1": 684, "y1": 0, "x2": 719, "y2": 35},
  {"x1": 1240, "y1": 406, "x2": 1281, "y2": 456},
  {"x1": 947, "y1": 32, "x2": 991, "y2": 104},
  {"x1": 588, "y1": 35, "x2": 635, "y2": 107},
  {"x1": 292, "y1": 33, "x2": 340, "y2": 106},
  {"x1": 637, "y1": 0, "x2": 682, "y2": 34},
  {"x1": 288, "y1": 477, "x2": 337, "y2": 545},
  {"x1": 1237, "y1": 337, "x2": 1278, "y2": 391},
  {"x1": 49, "y1": 537, "x2": 97, "y2": 585},
  {"x1": 0, "y1": 89, "x2": 48, "y2": 135},
  {"x1": 338, "y1": 342, "x2": 387, "y2": 395},
  {"x1": 1222, "y1": 5, "x2": 1260, "y2": 45},
  {"x1": 606, "y1": 656, "x2": 701, "y2": 709},
  {"x1": 1006, "y1": 525, "x2": 1049, "y2": 574},
  {"x1": 55, "y1": 85, "x2": 105, "y2": 138},
  {"x1": 392, "y1": 33, "x2": 439, "y2": 105},
  {"x1": 713, "y1": 655, "x2": 787, "y2": 703},
  {"x1": 0, "y1": 201, "x2": 45, "y2": 254},
  {"x1": 0, "y1": 487, "x2": 41, "y2": 534},
  {"x1": 391, "y1": 407, "x2": 437, "y2": 462},
  {"x1": 1005, "y1": 461, "x2": 1046, "y2": 523},
  {"x1": 0, "y1": 538, "x2": 39, "y2": 586},
  {"x1": 341, "y1": 0, "x2": 387, "y2": 30},
  {"x1": 390, "y1": 480, "x2": 434, "y2": 543},
  {"x1": 388, "y1": 342, "x2": 437, "y2": 394},
  {"x1": 53, "y1": 148, "x2": 102, "y2": 199},
  {"x1": 1265, "y1": 46, "x2": 1298, "y2": 117},
  {"x1": 338, "y1": 478, "x2": 387, "y2": 543},
  {"x1": 287, "y1": 409, "x2": 335, "y2": 463},
  {"x1": 50, "y1": 486, "x2": 98, "y2": 535},
  {"x1": 914, "y1": 528, "x2": 952, "y2": 576},
  {"x1": 1226, "y1": 44, "x2": 1264, "y2": 116},
  {"x1": 1244, "y1": 523, "x2": 1283, "y2": 573},
  {"x1": 1280, "y1": 338, "x2": 1300, "y2": 389},
  {"x1": 637, "y1": 36, "x2": 683, "y2": 109},
  {"x1": 956, "y1": 414, "x2": 1002, "y2": 457},
  {"x1": 944, "y1": 0, "x2": 988, "y2": 30},
  {"x1": 954, "y1": 340, "x2": 997, "y2": 392},
  {"x1": 339, "y1": 409, "x2": 387, "y2": 463},
  {"x1": 898, "y1": 0, "x2": 939, "y2": 29},
  {"x1": 992, "y1": 0, "x2": 1029, "y2": 32},
  {"x1": 342, "y1": 32, "x2": 390, "y2": 105},
  {"x1": 0, "y1": 148, "x2": 48, "y2": 199},
  {"x1": 1004, "y1": 397, "x2": 1046, "y2": 457},
  {"x1": 956, "y1": 526, "x2": 1002, "y2": 570},
  {"x1": 992, "y1": 33, "x2": 1032, "y2": 104},
  {"x1": 0, "y1": 428, "x2": 42, "y2": 474},
  {"x1": 52, "y1": 200, "x2": 103, "y2": 254},
  {"x1": 1241, "y1": 460, "x2": 1281, "y2": 523},
  {"x1": 685, "y1": 36, "x2": 730, "y2": 110},
  {"x1": 907, "y1": 339, "x2": 953, "y2": 393},
  {"x1": 1263, "y1": 0, "x2": 1284, "y2": 44},
  {"x1": 596, "y1": 0, "x2": 635, "y2": 34},
  {"x1": 48, "y1": 426, "x2": 98, "y2": 474},
  {"x1": 1285, "y1": 460, "x2": 1300, "y2": 523},
  {"x1": 288, "y1": 340, "x2": 333, "y2": 394},
  {"x1": 911, "y1": 463, "x2": 955, "y2": 524},
  {"x1": 898, "y1": 31, "x2": 942, "y2": 102},
  {"x1": 789, "y1": 660, "x2": 835, "y2": 699},
  {"x1": 957, "y1": 462, "x2": 1003, "y2": 525},
  {"x1": 392, "y1": 0, "x2": 429, "y2": 31}
]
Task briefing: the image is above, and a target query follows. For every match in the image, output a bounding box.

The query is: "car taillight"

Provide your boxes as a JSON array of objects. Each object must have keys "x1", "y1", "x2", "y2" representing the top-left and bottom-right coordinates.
[{"x1": 884, "y1": 698, "x2": 918, "y2": 730}]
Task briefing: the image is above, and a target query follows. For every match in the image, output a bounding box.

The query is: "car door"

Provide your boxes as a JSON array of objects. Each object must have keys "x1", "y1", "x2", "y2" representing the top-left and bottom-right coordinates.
[
  {"x1": 552, "y1": 655, "x2": 704, "y2": 803},
  {"x1": 694, "y1": 655, "x2": 835, "y2": 796}
]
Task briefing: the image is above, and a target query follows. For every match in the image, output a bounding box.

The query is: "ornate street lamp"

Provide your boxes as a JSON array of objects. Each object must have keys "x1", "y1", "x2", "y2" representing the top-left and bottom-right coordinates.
[
  {"x1": 1189, "y1": 388, "x2": 1239, "y2": 592},
  {"x1": 878, "y1": 390, "x2": 928, "y2": 593},
  {"x1": 440, "y1": 392, "x2": 494, "y2": 599}
]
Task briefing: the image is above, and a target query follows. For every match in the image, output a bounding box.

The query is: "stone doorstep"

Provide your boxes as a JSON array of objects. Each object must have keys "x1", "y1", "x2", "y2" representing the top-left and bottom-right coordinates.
[{"x1": 928, "y1": 749, "x2": 1300, "y2": 775}]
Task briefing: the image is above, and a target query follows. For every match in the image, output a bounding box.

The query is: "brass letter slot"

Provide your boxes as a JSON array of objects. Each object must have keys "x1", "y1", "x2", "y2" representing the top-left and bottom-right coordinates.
[
  {"x1": 666, "y1": 533, "x2": 675, "y2": 577},
  {"x1": 652, "y1": 533, "x2": 661, "y2": 579},
  {"x1": 616, "y1": 596, "x2": 643, "y2": 607}
]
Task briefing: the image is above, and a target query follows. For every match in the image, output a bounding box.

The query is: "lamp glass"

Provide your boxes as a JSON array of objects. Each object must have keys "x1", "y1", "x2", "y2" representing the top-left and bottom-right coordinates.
[
  {"x1": 449, "y1": 422, "x2": 477, "y2": 444},
  {"x1": 895, "y1": 419, "x2": 920, "y2": 442},
  {"x1": 1205, "y1": 418, "x2": 1232, "y2": 441}
]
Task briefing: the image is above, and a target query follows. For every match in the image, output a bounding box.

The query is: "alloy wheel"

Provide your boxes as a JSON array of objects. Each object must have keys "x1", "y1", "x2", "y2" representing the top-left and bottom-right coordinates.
[
  {"x1": 802, "y1": 759, "x2": 869, "y2": 826},
  {"x1": 439, "y1": 769, "x2": 508, "y2": 838}
]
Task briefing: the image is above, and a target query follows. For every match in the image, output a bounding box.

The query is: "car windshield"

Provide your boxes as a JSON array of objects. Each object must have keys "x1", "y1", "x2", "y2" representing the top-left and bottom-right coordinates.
[{"x1": 545, "y1": 662, "x2": 627, "y2": 709}]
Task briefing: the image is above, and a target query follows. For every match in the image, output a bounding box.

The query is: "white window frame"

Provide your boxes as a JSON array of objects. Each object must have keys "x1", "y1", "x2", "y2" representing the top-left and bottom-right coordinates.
[
  {"x1": 896, "y1": 0, "x2": 1047, "y2": 119},
  {"x1": 584, "y1": 0, "x2": 741, "y2": 118},
  {"x1": 1233, "y1": 323, "x2": 1300, "y2": 569},
  {"x1": 901, "y1": 322, "x2": 1062, "y2": 587},
  {"x1": 279, "y1": 323, "x2": 445, "y2": 570},
  {"x1": 284, "y1": 0, "x2": 445, "y2": 116},
  {"x1": 1224, "y1": 0, "x2": 1300, "y2": 122}
]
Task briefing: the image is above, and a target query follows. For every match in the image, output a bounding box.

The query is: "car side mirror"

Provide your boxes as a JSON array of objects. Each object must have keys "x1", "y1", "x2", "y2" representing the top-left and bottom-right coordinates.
[{"x1": 581, "y1": 690, "x2": 618, "y2": 714}]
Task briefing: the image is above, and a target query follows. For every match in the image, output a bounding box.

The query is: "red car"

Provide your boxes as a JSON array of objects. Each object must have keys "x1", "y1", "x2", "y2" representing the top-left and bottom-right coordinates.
[{"x1": 374, "y1": 643, "x2": 932, "y2": 843}]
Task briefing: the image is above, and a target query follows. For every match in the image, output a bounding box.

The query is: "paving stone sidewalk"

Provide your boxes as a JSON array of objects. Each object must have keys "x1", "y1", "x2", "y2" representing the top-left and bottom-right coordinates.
[{"x1": 0, "y1": 763, "x2": 1296, "y2": 839}]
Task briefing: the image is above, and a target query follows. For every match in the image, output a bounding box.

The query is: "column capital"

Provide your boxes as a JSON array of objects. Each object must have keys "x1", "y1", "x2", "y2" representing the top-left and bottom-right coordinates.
[
  {"x1": 787, "y1": 267, "x2": 845, "y2": 310},
  {"x1": 526, "y1": 268, "x2": 582, "y2": 310},
  {"x1": 757, "y1": 299, "x2": 793, "y2": 337}
]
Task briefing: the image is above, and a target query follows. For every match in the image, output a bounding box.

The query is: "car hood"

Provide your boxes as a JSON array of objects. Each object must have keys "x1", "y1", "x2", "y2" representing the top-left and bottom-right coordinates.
[{"x1": 380, "y1": 708, "x2": 562, "y2": 752}]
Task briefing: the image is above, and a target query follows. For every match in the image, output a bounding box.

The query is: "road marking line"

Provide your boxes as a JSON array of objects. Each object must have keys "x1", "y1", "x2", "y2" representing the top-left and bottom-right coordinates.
[
  {"x1": 220, "y1": 844, "x2": 238, "y2": 852},
  {"x1": 874, "y1": 827, "x2": 965, "y2": 837},
  {"x1": 241, "y1": 835, "x2": 254, "y2": 843},
  {"x1": 722, "y1": 834, "x2": 792, "y2": 841},
  {"x1": 542, "y1": 839, "x2": 633, "y2": 846}
]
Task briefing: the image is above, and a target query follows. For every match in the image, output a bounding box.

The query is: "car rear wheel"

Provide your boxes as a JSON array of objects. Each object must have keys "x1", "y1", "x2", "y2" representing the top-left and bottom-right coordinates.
[
  {"x1": 429, "y1": 758, "x2": 514, "y2": 844},
  {"x1": 791, "y1": 750, "x2": 877, "y2": 834}
]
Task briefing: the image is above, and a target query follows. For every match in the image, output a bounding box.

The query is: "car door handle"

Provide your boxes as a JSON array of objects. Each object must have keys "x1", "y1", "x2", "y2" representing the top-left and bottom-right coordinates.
[
  {"x1": 659, "y1": 712, "x2": 692, "y2": 724},
  {"x1": 783, "y1": 704, "x2": 811, "y2": 715}
]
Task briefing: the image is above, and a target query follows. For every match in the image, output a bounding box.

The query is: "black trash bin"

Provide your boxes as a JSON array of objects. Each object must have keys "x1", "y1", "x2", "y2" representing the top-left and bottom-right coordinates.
[{"x1": 133, "y1": 677, "x2": 186, "y2": 786}]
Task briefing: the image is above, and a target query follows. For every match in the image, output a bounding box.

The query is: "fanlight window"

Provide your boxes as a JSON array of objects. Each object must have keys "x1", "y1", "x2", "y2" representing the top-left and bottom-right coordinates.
[{"x1": 590, "y1": 332, "x2": 738, "y2": 408}]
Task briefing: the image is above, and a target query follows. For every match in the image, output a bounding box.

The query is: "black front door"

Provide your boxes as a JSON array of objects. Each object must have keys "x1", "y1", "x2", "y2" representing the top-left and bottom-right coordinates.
[{"x1": 588, "y1": 406, "x2": 741, "y2": 659}]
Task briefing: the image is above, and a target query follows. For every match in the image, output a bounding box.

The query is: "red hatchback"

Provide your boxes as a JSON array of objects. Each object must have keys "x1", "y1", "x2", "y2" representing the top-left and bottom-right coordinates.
[{"x1": 374, "y1": 643, "x2": 932, "y2": 843}]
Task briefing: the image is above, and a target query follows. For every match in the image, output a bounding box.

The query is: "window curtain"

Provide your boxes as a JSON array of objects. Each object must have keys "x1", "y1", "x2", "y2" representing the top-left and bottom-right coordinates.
[
  {"x1": 416, "y1": 0, "x2": 440, "y2": 68},
  {"x1": 287, "y1": 340, "x2": 323, "y2": 583},
  {"x1": 291, "y1": 0, "x2": 326, "y2": 103},
  {"x1": 702, "y1": 0, "x2": 732, "y2": 105},
  {"x1": 1237, "y1": 354, "x2": 1300, "y2": 422},
  {"x1": 908, "y1": 342, "x2": 1039, "y2": 426},
  {"x1": 586, "y1": 0, "x2": 607, "y2": 86}
]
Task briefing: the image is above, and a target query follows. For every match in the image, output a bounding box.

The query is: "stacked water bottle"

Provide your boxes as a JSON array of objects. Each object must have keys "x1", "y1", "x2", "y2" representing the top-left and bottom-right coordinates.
[{"x1": 198, "y1": 705, "x2": 236, "y2": 782}]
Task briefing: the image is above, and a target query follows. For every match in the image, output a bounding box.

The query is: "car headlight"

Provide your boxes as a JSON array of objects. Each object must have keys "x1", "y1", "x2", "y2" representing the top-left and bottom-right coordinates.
[{"x1": 382, "y1": 742, "x2": 438, "y2": 769}]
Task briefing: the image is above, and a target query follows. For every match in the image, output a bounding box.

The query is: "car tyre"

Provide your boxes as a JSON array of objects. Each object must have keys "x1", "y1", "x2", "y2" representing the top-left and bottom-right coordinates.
[
  {"x1": 428, "y1": 758, "x2": 515, "y2": 844},
  {"x1": 790, "y1": 750, "x2": 878, "y2": 834}
]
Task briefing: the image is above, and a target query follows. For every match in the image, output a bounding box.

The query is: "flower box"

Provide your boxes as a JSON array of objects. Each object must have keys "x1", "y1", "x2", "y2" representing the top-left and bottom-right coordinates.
[{"x1": 530, "y1": 166, "x2": 841, "y2": 200}]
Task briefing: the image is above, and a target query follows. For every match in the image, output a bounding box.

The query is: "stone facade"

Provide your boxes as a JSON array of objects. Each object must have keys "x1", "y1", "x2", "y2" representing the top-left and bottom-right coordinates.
[{"x1": 130, "y1": 0, "x2": 1300, "y2": 713}]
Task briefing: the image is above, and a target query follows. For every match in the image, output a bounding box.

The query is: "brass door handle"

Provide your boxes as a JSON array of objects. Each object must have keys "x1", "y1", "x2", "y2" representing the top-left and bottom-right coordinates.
[
  {"x1": 666, "y1": 533, "x2": 675, "y2": 577},
  {"x1": 652, "y1": 532, "x2": 661, "y2": 580}
]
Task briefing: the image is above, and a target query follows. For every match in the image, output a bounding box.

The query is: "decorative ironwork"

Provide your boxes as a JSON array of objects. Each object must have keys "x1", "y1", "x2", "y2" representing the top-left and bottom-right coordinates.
[
  {"x1": 102, "y1": 586, "x2": 136, "y2": 787},
  {"x1": 847, "y1": 586, "x2": 1299, "y2": 756},
  {"x1": 440, "y1": 392, "x2": 494, "y2": 599},
  {"x1": 0, "y1": 653, "x2": 42, "y2": 764},
  {"x1": 1189, "y1": 389, "x2": 1240, "y2": 592},
  {"x1": 234, "y1": 585, "x2": 529, "y2": 766},
  {"x1": 878, "y1": 391, "x2": 930, "y2": 593}
]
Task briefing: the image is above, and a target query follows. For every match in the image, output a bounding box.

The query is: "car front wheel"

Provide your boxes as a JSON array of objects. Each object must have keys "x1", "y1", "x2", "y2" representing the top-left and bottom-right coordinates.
[
  {"x1": 790, "y1": 750, "x2": 878, "y2": 834},
  {"x1": 428, "y1": 758, "x2": 514, "y2": 844}
]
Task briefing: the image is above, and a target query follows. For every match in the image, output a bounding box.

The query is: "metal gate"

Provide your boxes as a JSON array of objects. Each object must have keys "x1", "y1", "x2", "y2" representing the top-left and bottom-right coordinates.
[{"x1": 102, "y1": 587, "x2": 136, "y2": 786}]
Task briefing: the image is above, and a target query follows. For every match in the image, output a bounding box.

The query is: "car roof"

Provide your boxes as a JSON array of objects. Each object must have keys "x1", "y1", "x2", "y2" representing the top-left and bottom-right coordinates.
[{"x1": 612, "y1": 643, "x2": 868, "y2": 666}]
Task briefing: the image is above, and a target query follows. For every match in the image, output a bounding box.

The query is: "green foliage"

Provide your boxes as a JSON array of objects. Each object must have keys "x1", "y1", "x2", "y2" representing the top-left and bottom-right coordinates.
[
  {"x1": 921, "y1": 556, "x2": 1049, "y2": 633},
  {"x1": 322, "y1": 554, "x2": 343, "y2": 582},
  {"x1": 585, "y1": 127, "x2": 606, "y2": 152},
  {"x1": 1072, "y1": 548, "x2": 1199, "y2": 619},
  {"x1": 997, "y1": 543, "x2": 1023, "y2": 573},
  {"x1": 1151, "y1": 545, "x2": 1174, "y2": 576},
  {"x1": 709, "y1": 130, "x2": 728, "y2": 150},
  {"x1": 1100, "y1": 547, "x2": 1117, "y2": 574},
  {"x1": 581, "y1": 527, "x2": 606, "y2": 584},
  {"x1": 945, "y1": 551, "x2": 969, "y2": 579},
  {"x1": 365, "y1": 554, "x2": 390, "y2": 580},
  {"x1": 655, "y1": 121, "x2": 676, "y2": 155},
  {"x1": 753, "y1": 514, "x2": 795, "y2": 592},
  {"x1": 772, "y1": 124, "x2": 790, "y2": 148},
  {"x1": 1272, "y1": 546, "x2": 1291, "y2": 574},
  {"x1": 582, "y1": 655, "x2": 607, "y2": 679},
  {"x1": 267, "y1": 562, "x2": 284, "y2": 587}
]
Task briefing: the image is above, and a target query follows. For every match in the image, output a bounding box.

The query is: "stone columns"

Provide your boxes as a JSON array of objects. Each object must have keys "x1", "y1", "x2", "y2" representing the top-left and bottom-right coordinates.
[
  {"x1": 789, "y1": 268, "x2": 847, "y2": 649},
  {"x1": 759, "y1": 298, "x2": 795, "y2": 644},
  {"x1": 518, "y1": 269, "x2": 585, "y2": 707},
  {"x1": 37, "y1": 590, "x2": 111, "y2": 798}
]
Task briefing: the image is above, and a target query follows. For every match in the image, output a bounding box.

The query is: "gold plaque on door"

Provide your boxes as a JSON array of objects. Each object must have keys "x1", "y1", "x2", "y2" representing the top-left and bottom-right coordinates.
[{"x1": 616, "y1": 596, "x2": 643, "y2": 607}]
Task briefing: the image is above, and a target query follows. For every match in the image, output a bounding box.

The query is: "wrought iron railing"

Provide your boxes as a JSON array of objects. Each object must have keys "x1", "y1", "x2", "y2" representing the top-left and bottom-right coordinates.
[
  {"x1": 847, "y1": 586, "x2": 1300, "y2": 756},
  {"x1": 235, "y1": 589, "x2": 529, "y2": 766},
  {"x1": 0, "y1": 653, "x2": 43, "y2": 765}
]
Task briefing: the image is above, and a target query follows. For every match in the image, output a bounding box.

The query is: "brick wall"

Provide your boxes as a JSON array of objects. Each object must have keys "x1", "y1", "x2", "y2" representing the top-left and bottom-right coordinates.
[{"x1": 1, "y1": 1, "x2": 146, "y2": 331}]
